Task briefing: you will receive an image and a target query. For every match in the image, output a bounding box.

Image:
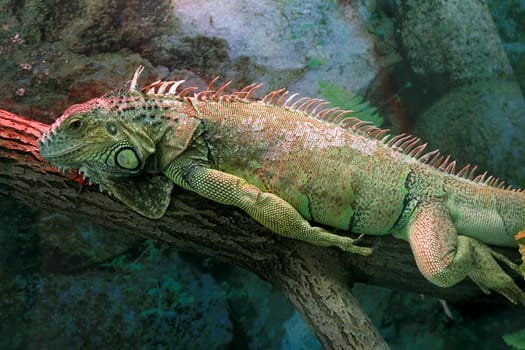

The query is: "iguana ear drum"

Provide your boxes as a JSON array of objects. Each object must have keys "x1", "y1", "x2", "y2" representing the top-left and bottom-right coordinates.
[{"x1": 116, "y1": 147, "x2": 141, "y2": 170}]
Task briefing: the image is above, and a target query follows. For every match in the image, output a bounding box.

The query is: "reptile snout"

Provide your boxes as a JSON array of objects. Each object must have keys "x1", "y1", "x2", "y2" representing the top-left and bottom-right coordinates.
[{"x1": 38, "y1": 130, "x2": 54, "y2": 154}]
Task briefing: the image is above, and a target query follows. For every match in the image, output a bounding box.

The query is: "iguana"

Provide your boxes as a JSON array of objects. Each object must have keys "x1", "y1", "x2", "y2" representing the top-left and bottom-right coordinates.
[{"x1": 39, "y1": 66, "x2": 525, "y2": 304}]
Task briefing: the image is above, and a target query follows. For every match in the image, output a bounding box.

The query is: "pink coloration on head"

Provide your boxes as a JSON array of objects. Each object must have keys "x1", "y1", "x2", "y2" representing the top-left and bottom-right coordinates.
[
  {"x1": 61, "y1": 98, "x2": 106, "y2": 120},
  {"x1": 48, "y1": 98, "x2": 111, "y2": 132}
]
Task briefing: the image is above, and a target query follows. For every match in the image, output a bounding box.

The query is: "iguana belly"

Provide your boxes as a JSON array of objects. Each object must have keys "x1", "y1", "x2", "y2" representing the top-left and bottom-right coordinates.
[{"x1": 259, "y1": 151, "x2": 410, "y2": 234}]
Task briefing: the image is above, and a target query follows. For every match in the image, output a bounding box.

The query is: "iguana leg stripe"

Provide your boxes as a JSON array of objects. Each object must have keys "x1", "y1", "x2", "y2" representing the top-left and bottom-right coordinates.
[{"x1": 388, "y1": 169, "x2": 418, "y2": 232}]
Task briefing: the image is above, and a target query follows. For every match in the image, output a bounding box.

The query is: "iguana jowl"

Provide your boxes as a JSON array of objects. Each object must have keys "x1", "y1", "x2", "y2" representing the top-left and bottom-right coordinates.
[{"x1": 39, "y1": 66, "x2": 525, "y2": 304}]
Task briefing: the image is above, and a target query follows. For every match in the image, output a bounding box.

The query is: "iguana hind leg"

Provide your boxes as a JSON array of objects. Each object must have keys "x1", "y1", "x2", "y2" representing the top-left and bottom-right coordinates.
[
  {"x1": 164, "y1": 163, "x2": 372, "y2": 256},
  {"x1": 406, "y1": 200, "x2": 525, "y2": 305}
]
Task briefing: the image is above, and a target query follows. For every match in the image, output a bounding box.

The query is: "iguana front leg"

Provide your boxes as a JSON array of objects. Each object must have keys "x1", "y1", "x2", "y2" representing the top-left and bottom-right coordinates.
[
  {"x1": 404, "y1": 200, "x2": 525, "y2": 304},
  {"x1": 164, "y1": 162, "x2": 372, "y2": 256}
]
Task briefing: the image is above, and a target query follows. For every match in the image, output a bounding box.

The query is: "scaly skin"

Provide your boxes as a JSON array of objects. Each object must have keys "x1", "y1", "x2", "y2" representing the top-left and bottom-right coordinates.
[{"x1": 39, "y1": 67, "x2": 525, "y2": 304}]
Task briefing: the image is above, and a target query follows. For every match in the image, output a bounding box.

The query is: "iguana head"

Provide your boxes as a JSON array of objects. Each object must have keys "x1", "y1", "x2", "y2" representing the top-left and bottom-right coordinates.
[
  {"x1": 39, "y1": 95, "x2": 156, "y2": 183},
  {"x1": 38, "y1": 66, "x2": 201, "y2": 219}
]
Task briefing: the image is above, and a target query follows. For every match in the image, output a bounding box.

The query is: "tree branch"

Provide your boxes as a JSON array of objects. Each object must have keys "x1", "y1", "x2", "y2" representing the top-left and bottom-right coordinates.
[{"x1": 0, "y1": 109, "x2": 521, "y2": 349}]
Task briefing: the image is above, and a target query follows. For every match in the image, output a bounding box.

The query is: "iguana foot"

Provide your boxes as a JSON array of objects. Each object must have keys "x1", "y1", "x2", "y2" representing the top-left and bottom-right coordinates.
[
  {"x1": 341, "y1": 239, "x2": 373, "y2": 256},
  {"x1": 417, "y1": 235, "x2": 525, "y2": 305},
  {"x1": 311, "y1": 228, "x2": 372, "y2": 255},
  {"x1": 466, "y1": 240, "x2": 525, "y2": 305},
  {"x1": 516, "y1": 230, "x2": 525, "y2": 280}
]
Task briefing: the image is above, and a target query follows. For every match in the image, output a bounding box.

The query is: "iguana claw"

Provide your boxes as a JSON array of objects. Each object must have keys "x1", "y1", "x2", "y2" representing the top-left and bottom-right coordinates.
[{"x1": 341, "y1": 234, "x2": 373, "y2": 256}]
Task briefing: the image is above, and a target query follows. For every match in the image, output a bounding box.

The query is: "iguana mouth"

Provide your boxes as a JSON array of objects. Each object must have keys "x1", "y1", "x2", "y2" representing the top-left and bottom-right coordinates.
[{"x1": 39, "y1": 143, "x2": 83, "y2": 160}]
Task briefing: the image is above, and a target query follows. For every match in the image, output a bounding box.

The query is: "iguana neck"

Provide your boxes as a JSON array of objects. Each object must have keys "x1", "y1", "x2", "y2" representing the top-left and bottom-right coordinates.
[{"x1": 111, "y1": 94, "x2": 203, "y2": 173}]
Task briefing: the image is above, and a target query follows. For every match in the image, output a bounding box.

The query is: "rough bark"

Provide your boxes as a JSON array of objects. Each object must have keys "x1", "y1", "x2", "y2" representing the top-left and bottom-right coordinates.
[{"x1": 0, "y1": 109, "x2": 522, "y2": 349}]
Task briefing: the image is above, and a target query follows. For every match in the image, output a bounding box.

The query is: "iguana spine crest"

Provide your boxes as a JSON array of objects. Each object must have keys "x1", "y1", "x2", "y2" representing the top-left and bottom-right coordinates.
[{"x1": 134, "y1": 66, "x2": 518, "y2": 193}]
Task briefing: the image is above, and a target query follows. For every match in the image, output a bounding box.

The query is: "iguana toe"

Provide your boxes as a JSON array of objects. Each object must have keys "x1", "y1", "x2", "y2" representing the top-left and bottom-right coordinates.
[{"x1": 341, "y1": 236, "x2": 373, "y2": 256}]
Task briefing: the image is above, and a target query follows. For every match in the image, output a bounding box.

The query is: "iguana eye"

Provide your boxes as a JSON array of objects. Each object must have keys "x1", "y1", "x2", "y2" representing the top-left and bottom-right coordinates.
[
  {"x1": 106, "y1": 123, "x2": 118, "y2": 135},
  {"x1": 67, "y1": 119, "x2": 82, "y2": 133},
  {"x1": 115, "y1": 148, "x2": 140, "y2": 170}
]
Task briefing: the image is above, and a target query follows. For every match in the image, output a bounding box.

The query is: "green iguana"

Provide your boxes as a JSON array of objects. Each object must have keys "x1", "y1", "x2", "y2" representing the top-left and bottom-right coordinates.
[{"x1": 39, "y1": 66, "x2": 525, "y2": 304}]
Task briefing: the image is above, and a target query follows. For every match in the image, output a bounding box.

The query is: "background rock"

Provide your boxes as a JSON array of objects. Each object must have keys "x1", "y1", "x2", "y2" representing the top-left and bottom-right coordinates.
[
  {"x1": 0, "y1": 241, "x2": 233, "y2": 349},
  {"x1": 393, "y1": 0, "x2": 515, "y2": 90},
  {"x1": 486, "y1": 0, "x2": 525, "y2": 92},
  {"x1": 391, "y1": 0, "x2": 525, "y2": 187},
  {"x1": 172, "y1": 0, "x2": 379, "y2": 97},
  {"x1": 413, "y1": 80, "x2": 525, "y2": 187}
]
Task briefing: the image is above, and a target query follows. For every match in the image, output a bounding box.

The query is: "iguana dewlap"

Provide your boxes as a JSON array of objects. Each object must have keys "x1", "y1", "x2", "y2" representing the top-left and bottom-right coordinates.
[{"x1": 39, "y1": 66, "x2": 525, "y2": 304}]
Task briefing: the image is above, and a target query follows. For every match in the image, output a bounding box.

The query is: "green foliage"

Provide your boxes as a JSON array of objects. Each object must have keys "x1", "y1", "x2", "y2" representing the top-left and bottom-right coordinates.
[
  {"x1": 504, "y1": 328, "x2": 525, "y2": 349},
  {"x1": 367, "y1": 11, "x2": 386, "y2": 39},
  {"x1": 220, "y1": 281, "x2": 248, "y2": 300},
  {"x1": 318, "y1": 80, "x2": 383, "y2": 126},
  {"x1": 308, "y1": 57, "x2": 325, "y2": 69},
  {"x1": 0, "y1": 239, "x2": 232, "y2": 349}
]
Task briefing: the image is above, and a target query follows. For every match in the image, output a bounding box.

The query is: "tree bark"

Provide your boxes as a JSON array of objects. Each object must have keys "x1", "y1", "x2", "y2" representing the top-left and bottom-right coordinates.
[{"x1": 0, "y1": 109, "x2": 521, "y2": 349}]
